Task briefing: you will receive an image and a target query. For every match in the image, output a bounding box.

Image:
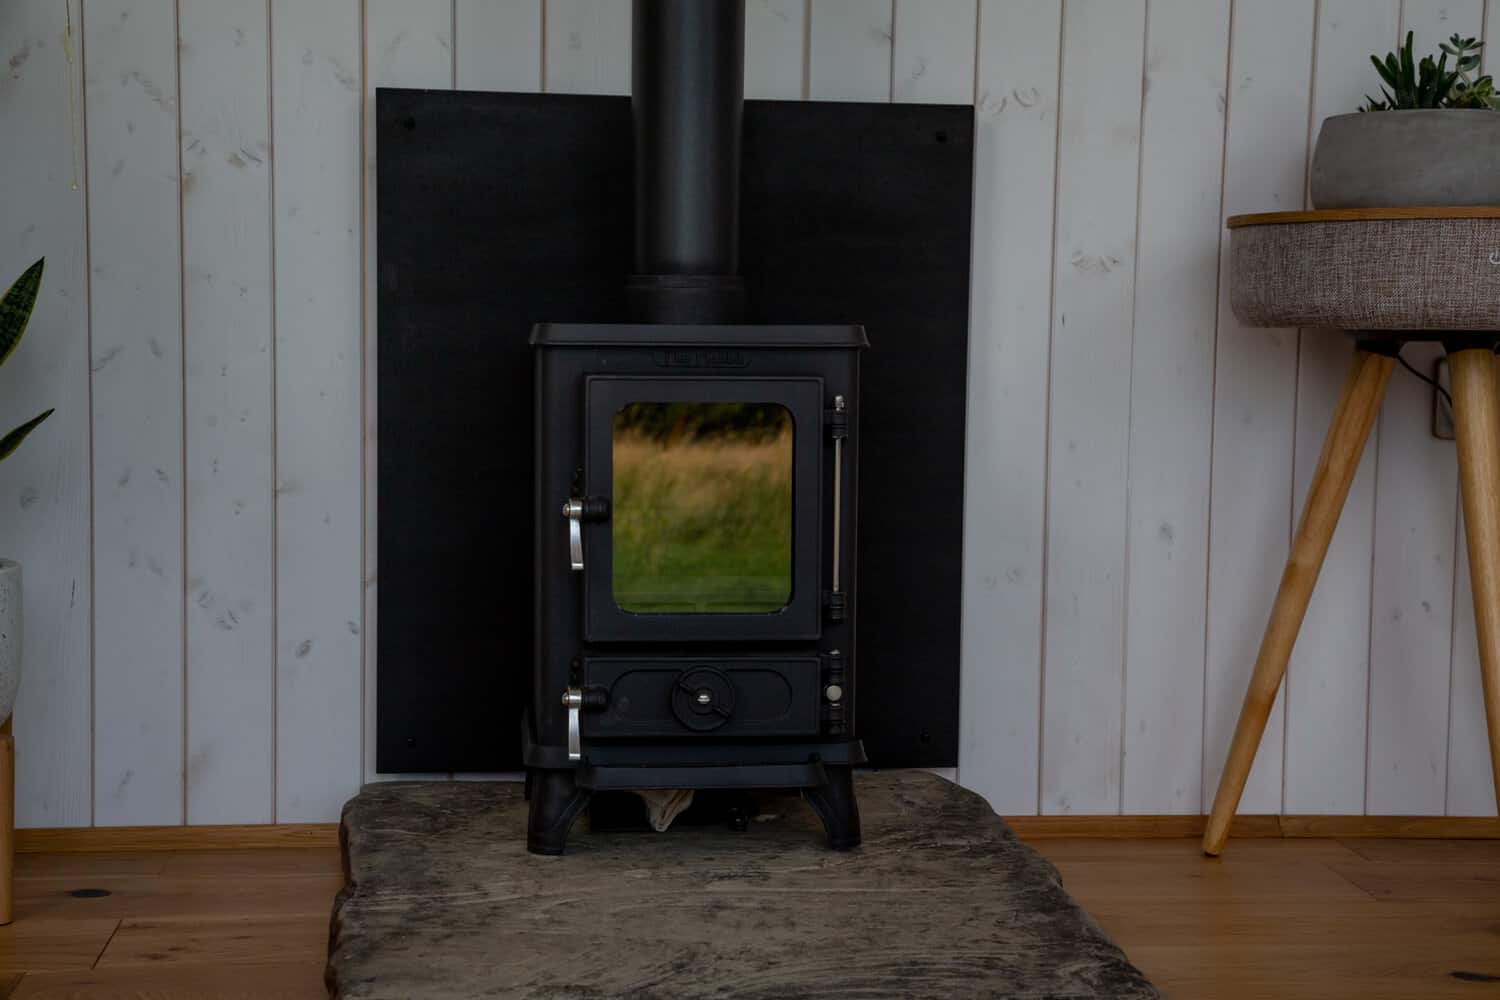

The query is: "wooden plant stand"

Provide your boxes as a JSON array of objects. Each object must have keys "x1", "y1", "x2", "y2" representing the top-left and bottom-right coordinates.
[{"x1": 1205, "y1": 208, "x2": 1500, "y2": 855}]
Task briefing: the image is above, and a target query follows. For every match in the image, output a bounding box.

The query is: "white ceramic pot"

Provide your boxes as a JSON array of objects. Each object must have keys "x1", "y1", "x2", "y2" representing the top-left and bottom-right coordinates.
[{"x1": 0, "y1": 560, "x2": 19, "y2": 726}]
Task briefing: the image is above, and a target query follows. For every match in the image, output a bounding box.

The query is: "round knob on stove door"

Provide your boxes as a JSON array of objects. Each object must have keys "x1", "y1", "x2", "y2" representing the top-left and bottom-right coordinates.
[{"x1": 671, "y1": 666, "x2": 736, "y2": 732}]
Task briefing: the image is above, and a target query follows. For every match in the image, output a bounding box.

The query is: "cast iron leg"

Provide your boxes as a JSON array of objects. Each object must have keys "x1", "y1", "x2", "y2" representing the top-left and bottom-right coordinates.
[
  {"x1": 526, "y1": 768, "x2": 592, "y2": 856},
  {"x1": 803, "y1": 765, "x2": 861, "y2": 851}
]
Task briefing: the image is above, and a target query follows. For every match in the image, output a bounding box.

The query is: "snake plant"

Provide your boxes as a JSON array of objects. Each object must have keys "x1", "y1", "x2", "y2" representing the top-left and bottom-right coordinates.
[
  {"x1": 1361, "y1": 32, "x2": 1499, "y2": 110},
  {"x1": 0, "y1": 260, "x2": 54, "y2": 462}
]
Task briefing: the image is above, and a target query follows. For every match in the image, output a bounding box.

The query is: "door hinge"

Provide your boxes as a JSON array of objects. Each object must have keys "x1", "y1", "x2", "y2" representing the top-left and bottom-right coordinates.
[{"x1": 825, "y1": 393, "x2": 849, "y2": 440}]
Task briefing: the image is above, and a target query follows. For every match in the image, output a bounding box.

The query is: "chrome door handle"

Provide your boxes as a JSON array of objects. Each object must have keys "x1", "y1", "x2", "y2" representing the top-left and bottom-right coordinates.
[
  {"x1": 562, "y1": 499, "x2": 584, "y2": 571},
  {"x1": 562, "y1": 688, "x2": 583, "y2": 760}
]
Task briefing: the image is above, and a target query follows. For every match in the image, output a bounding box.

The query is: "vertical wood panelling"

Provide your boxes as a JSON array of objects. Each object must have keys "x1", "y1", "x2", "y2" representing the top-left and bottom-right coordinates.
[
  {"x1": 1202, "y1": 0, "x2": 1317, "y2": 817},
  {"x1": 1040, "y1": 0, "x2": 1145, "y2": 815},
  {"x1": 0, "y1": 0, "x2": 93, "y2": 828},
  {"x1": 85, "y1": 0, "x2": 187, "y2": 826},
  {"x1": 543, "y1": 0, "x2": 631, "y2": 95},
  {"x1": 363, "y1": 0, "x2": 456, "y2": 782},
  {"x1": 956, "y1": 0, "x2": 1060, "y2": 816},
  {"x1": 1366, "y1": 357, "x2": 1459, "y2": 814},
  {"x1": 272, "y1": 0, "x2": 365, "y2": 821},
  {"x1": 1280, "y1": 0, "x2": 1397, "y2": 816},
  {"x1": 745, "y1": 0, "x2": 806, "y2": 100},
  {"x1": 891, "y1": 0, "x2": 975, "y2": 104},
  {"x1": 1402, "y1": 0, "x2": 1481, "y2": 45},
  {"x1": 808, "y1": 0, "x2": 893, "y2": 101},
  {"x1": 1364, "y1": 0, "x2": 1489, "y2": 815},
  {"x1": 1442, "y1": 0, "x2": 1496, "y2": 805},
  {"x1": 1435, "y1": 1, "x2": 1493, "y2": 820},
  {"x1": 1120, "y1": 0, "x2": 1230, "y2": 815},
  {"x1": 456, "y1": 0, "x2": 542, "y2": 92},
  {"x1": 179, "y1": 0, "x2": 276, "y2": 826},
  {"x1": 8, "y1": 2, "x2": 1500, "y2": 826}
]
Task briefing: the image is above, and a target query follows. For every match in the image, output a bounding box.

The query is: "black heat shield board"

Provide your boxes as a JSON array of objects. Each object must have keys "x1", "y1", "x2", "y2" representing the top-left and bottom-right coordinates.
[{"x1": 377, "y1": 89, "x2": 972, "y2": 772}]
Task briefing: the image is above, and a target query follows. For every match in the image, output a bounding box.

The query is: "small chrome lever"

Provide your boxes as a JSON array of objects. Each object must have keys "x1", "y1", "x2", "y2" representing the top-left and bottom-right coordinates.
[
  {"x1": 562, "y1": 499, "x2": 584, "y2": 571},
  {"x1": 562, "y1": 688, "x2": 583, "y2": 761}
]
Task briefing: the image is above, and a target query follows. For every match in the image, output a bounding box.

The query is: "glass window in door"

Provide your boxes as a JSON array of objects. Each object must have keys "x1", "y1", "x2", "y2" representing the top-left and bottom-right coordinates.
[{"x1": 612, "y1": 402, "x2": 794, "y2": 613}]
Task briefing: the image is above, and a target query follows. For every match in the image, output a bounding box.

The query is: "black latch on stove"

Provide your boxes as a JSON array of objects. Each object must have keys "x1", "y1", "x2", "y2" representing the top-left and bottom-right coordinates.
[{"x1": 821, "y1": 649, "x2": 848, "y2": 736}]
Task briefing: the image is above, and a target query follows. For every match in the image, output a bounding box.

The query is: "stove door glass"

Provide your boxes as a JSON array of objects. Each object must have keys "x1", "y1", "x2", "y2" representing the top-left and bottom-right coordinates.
[{"x1": 612, "y1": 402, "x2": 793, "y2": 613}]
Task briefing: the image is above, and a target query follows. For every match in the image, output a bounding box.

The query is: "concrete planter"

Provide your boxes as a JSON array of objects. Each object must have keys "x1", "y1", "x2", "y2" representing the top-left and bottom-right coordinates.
[
  {"x1": 1311, "y1": 110, "x2": 1500, "y2": 209},
  {"x1": 0, "y1": 561, "x2": 18, "y2": 726}
]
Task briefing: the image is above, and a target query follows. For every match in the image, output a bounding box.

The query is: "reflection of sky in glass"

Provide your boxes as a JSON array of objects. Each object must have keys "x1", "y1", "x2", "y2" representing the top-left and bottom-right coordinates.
[{"x1": 612, "y1": 402, "x2": 793, "y2": 613}]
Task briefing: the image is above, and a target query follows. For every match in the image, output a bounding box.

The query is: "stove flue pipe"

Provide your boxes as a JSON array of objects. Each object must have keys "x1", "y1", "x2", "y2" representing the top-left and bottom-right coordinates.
[{"x1": 628, "y1": 0, "x2": 746, "y2": 324}]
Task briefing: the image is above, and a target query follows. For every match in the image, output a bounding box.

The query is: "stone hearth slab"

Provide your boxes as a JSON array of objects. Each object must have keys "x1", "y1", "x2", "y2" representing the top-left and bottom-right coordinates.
[{"x1": 328, "y1": 770, "x2": 1159, "y2": 999}]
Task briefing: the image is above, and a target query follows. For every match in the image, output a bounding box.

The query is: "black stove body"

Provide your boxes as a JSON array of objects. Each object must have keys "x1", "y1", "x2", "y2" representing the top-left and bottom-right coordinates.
[
  {"x1": 524, "y1": 0, "x2": 868, "y2": 854},
  {"x1": 526, "y1": 323, "x2": 867, "y2": 854}
]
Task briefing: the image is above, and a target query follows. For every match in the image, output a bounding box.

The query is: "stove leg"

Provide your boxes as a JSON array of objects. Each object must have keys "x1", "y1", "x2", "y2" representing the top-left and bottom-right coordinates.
[
  {"x1": 803, "y1": 765, "x2": 861, "y2": 851},
  {"x1": 526, "y1": 769, "x2": 592, "y2": 856}
]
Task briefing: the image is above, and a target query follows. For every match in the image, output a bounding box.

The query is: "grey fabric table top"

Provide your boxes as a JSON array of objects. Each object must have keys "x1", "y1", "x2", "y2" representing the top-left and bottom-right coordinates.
[
  {"x1": 1229, "y1": 212, "x2": 1500, "y2": 331},
  {"x1": 328, "y1": 770, "x2": 1159, "y2": 999}
]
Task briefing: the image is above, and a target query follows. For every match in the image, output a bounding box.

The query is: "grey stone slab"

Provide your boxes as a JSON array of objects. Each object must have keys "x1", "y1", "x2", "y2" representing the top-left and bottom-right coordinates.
[{"x1": 328, "y1": 770, "x2": 1160, "y2": 999}]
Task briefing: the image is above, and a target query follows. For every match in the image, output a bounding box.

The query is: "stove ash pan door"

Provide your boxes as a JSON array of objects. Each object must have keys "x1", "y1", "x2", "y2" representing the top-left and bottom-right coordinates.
[
  {"x1": 581, "y1": 376, "x2": 826, "y2": 643},
  {"x1": 581, "y1": 656, "x2": 823, "y2": 739}
]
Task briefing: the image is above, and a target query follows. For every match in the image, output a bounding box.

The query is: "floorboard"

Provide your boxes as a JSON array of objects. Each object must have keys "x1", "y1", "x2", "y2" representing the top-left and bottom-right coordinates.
[
  {"x1": 9, "y1": 961, "x2": 327, "y2": 999},
  {"x1": 97, "y1": 915, "x2": 330, "y2": 970},
  {"x1": 0, "y1": 838, "x2": 1495, "y2": 998}
]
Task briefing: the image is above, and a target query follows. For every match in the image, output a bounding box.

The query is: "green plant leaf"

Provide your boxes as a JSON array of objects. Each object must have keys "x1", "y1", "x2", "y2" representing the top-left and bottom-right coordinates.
[
  {"x1": 0, "y1": 409, "x2": 53, "y2": 463},
  {"x1": 1373, "y1": 53, "x2": 1396, "y2": 87},
  {"x1": 1375, "y1": 53, "x2": 1402, "y2": 91},
  {"x1": 0, "y1": 258, "x2": 44, "y2": 370},
  {"x1": 1395, "y1": 32, "x2": 1414, "y2": 102}
]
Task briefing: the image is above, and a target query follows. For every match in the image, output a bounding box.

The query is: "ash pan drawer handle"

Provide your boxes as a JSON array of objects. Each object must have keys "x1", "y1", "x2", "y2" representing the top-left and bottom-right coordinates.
[{"x1": 562, "y1": 689, "x2": 583, "y2": 760}]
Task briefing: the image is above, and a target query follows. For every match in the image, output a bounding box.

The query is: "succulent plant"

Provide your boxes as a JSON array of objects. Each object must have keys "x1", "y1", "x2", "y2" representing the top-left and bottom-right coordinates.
[
  {"x1": 1361, "y1": 32, "x2": 1499, "y2": 111},
  {"x1": 0, "y1": 260, "x2": 54, "y2": 463}
]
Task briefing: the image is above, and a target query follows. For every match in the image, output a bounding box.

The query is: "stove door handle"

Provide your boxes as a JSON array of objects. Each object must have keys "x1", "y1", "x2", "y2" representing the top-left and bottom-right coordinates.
[{"x1": 562, "y1": 499, "x2": 584, "y2": 571}]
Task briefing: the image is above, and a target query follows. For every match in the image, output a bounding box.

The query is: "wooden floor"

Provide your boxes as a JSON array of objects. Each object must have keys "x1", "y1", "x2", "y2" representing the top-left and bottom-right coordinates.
[{"x1": 0, "y1": 838, "x2": 1497, "y2": 998}]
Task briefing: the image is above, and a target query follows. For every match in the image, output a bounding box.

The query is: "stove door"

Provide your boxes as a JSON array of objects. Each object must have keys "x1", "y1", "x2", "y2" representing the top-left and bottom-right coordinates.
[{"x1": 580, "y1": 376, "x2": 824, "y2": 642}]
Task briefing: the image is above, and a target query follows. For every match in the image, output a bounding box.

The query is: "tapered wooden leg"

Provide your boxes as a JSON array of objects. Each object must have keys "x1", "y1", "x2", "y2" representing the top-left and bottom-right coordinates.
[
  {"x1": 0, "y1": 717, "x2": 12, "y2": 926},
  {"x1": 1202, "y1": 349, "x2": 1394, "y2": 856},
  {"x1": 1450, "y1": 348, "x2": 1500, "y2": 817}
]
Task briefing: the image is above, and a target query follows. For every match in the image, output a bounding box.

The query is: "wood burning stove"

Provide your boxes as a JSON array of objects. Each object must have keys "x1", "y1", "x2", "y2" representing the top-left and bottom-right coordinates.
[{"x1": 524, "y1": 0, "x2": 867, "y2": 854}]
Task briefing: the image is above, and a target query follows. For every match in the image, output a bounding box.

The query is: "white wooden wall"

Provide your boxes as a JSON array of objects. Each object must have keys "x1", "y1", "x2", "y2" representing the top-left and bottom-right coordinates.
[{"x1": 1, "y1": 0, "x2": 1495, "y2": 827}]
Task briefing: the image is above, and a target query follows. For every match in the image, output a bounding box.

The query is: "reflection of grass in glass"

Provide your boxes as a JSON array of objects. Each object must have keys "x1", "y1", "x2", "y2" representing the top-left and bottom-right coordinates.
[{"x1": 612, "y1": 428, "x2": 792, "y2": 613}]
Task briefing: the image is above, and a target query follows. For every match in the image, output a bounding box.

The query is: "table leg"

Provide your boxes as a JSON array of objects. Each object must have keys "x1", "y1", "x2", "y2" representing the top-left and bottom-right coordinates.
[
  {"x1": 1450, "y1": 347, "x2": 1500, "y2": 816},
  {"x1": 1203, "y1": 349, "x2": 1394, "y2": 856}
]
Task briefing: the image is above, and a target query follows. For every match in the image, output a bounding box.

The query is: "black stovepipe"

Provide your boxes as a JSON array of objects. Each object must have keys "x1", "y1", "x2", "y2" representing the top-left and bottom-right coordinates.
[{"x1": 628, "y1": 0, "x2": 747, "y2": 324}]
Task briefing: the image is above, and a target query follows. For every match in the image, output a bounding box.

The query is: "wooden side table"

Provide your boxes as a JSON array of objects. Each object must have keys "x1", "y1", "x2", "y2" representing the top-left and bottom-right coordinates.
[{"x1": 1205, "y1": 207, "x2": 1500, "y2": 855}]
